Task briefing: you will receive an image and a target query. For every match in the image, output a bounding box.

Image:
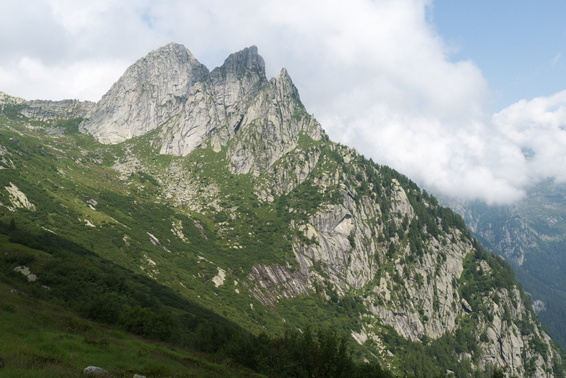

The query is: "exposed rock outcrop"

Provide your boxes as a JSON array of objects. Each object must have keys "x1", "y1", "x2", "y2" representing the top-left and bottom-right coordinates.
[
  {"x1": 82, "y1": 366, "x2": 109, "y2": 375},
  {"x1": 0, "y1": 92, "x2": 26, "y2": 105},
  {"x1": 4, "y1": 182, "x2": 36, "y2": 211},
  {"x1": 244, "y1": 143, "x2": 559, "y2": 377},
  {"x1": 21, "y1": 99, "x2": 94, "y2": 120},
  {"x1": 0, "y1": 91, "x2": 93, "y2": 120}
]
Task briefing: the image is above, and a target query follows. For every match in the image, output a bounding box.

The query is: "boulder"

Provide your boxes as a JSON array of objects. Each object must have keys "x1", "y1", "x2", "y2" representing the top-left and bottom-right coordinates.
[{"x1": 83, "y1": 366, "x2": 109, "y2": 375}]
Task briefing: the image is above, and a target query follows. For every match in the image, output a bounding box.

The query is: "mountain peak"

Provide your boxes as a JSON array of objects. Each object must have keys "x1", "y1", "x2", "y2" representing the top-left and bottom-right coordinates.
[
  {"x1": 80, "y1": 42, "x2": 209, "y2": 144},
  {"x1": 80, "y1": 43, "x2": 320, "y2": 163},
  {"x1": 141, "y1": 42, "x2": 209, "y2": 83},
  {"x1": 212, "y1": 45, "x2": 266, "y2": 80},
  {"x1": 151, "y1": 43, "x2": 202, "y2": 67},
  {"x1": 161, "y1": 41, "x2": 190, "y2": 51}
]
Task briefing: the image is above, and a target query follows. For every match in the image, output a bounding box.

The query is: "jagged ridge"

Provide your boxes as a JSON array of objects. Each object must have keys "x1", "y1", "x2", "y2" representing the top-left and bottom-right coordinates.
[{"x1": 80, "y1": 43, "x2": 322, "y2": 175}]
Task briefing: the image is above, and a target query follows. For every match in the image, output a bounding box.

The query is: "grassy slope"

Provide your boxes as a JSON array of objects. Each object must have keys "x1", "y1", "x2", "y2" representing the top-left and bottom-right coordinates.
[
  {"x1": 0, "y1": 278, "x2": 260, "y2": 377},
  {"x1": 0, "y1": 117, "x2": 329, "y2": 339}
]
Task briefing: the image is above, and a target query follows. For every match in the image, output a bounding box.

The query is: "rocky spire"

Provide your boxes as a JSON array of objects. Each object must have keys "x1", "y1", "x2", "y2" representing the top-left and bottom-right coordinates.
[
  {"x1": 211, "y1": 46, "x2": 266, "y2": 80},
  {"x1": 209, "y1": 46, "x2": 268, "y2": 116},
  {"x1": 272, "y1": 67, "x2": 301, "y2": 103}
]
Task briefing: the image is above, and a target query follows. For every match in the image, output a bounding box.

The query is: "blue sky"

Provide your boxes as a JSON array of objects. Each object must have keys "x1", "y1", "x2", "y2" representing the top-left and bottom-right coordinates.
[
  {"x1": 432, "y1": 1, "x2": 566, "y2": 111},
  {"x1": 1, "y1": 0, "x2": 566, "y2": 204}
]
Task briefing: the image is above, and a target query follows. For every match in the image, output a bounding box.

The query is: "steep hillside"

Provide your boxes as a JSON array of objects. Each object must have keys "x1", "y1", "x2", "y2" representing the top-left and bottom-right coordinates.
[
  {"x1": 0, "y1": 222, "x2": 388, "y2": 377},
  {"x1": 449, "y1": 181, "x2": 566, "y2": 350},
  {"x1": 0, "y1": 43, "x2": 563, "y2": 377},
  {"x1": 0, "y1": 243, "x2": 260, "y2": 377}
]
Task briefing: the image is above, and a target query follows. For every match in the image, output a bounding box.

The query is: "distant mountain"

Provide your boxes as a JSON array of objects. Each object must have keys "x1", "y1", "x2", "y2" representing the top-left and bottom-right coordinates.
[
  {"x1": 0, "y1": 43, "x2": 563, "y2": 377},
  {"x1": 448, "y1": 180, "x2": 566, "y2": 350}
]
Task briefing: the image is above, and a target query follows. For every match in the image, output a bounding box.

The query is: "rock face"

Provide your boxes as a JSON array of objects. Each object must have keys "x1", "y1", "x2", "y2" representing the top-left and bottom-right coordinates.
[
  {"x1": 80, "y1": 43, "x2": 322, "y2": 175},
  {"x1": 242, "y1": 149, "x2": 560, "y2": 376},
  {"x1": 81, "y1": 43, "x2": 209, "y2": 144},
  {"x1": 0, "y1": 91, "x2": 93, "y2": 120},
  {"x1": 22, "y1": 99, "x2": 94, "y2": 120},
  {"x1": 4, "y1": 182, "x2": 36, "y2": 211}
]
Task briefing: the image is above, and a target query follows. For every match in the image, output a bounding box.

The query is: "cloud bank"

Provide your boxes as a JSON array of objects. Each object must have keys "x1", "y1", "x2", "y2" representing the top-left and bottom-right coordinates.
[{"x1": 1, "y1": 0, "x2": 566, "y2": 204}]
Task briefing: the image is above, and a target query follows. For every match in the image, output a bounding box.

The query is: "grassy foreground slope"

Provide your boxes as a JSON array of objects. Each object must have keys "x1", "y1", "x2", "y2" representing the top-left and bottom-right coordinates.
[
  {"x1": 0, "y1": 228, "x2": 391, "y2": 377},
  {"x1": 0, "y1": 277, "x2": 258, "y2": 377}
]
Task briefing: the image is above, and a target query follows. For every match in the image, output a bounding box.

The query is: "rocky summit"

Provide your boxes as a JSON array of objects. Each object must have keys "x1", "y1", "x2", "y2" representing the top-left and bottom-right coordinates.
[
  {"x1": 81, "y1": 43, "x2": 321, "y2": 175},
  {"x1": 0, "y1": 43, "x2": 564, "y2": 377}
]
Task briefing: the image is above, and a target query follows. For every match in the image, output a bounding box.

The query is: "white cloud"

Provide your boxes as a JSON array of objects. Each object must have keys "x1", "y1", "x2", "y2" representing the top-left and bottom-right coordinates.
[
  {"x1": 1, "y1": 0, "x2": 566, "y2": 205},
  {"x1": 0, "y1": 0, "x2": 165, "y2": 100},
  {"x1": 0, "y1": 56, "x2": 129, "y2": 101},
  {"x1": 332, "y1": 105, "x2": 528, "y2": 205},
  {"x1": 493, "y1": 91, "x2": 566, "y2": 184}
]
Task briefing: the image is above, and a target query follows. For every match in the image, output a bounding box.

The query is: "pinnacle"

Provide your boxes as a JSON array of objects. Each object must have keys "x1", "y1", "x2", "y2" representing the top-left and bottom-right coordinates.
[
  {"x1": 273, "y1": 67, "x2": 301, "y2": 102},
  {"x1": 214, "y1": 46, "x2": 266, "y2": 79}
]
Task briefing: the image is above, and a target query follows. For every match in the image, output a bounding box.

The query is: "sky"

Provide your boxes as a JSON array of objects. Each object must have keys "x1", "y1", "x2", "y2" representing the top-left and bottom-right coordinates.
[{"x1": 1, "y1": 0, "x2": 566, "y2": 205}]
